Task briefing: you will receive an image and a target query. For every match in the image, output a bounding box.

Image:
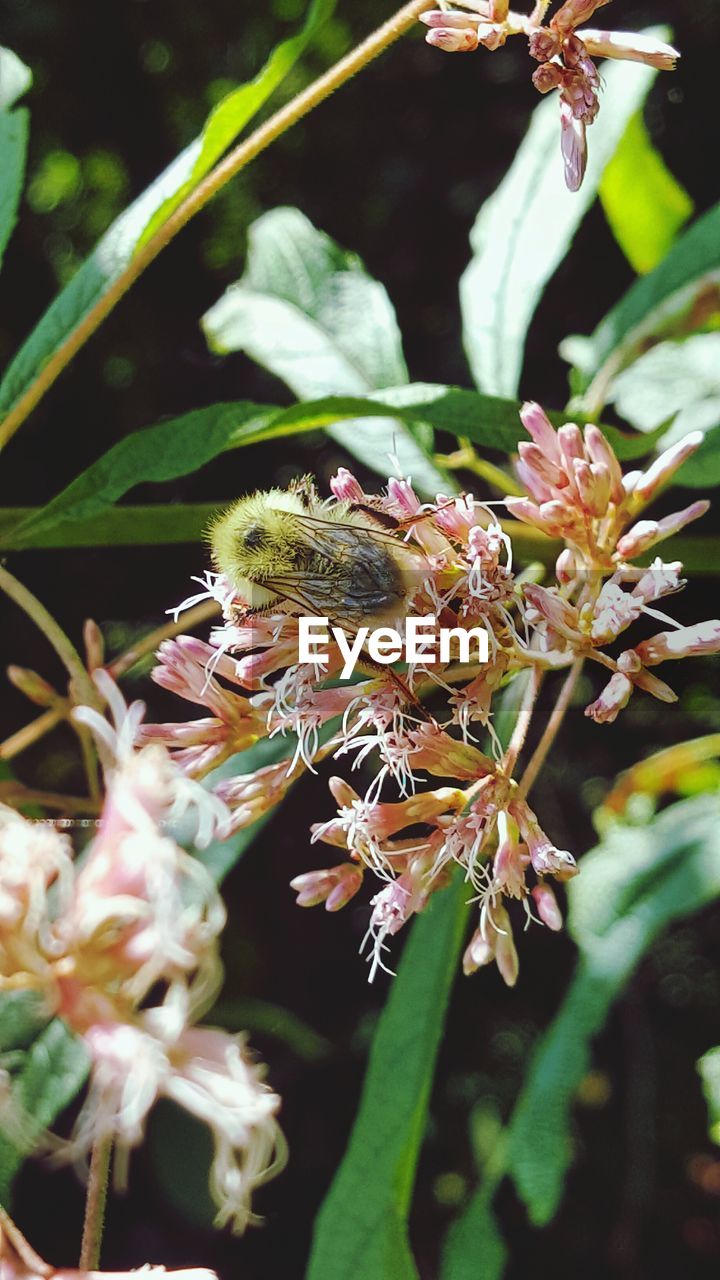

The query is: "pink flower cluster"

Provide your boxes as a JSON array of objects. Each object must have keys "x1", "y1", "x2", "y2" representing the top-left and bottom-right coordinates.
[
  {"x1": 419, "y1": 0, "x2": 679, "y2": 189},
  {"x1": 149, "y1": 406, "x2": 719, "y2": 985},
  {"x1": 0, "y1": 672, "x2": 284, "y2": 1233}
]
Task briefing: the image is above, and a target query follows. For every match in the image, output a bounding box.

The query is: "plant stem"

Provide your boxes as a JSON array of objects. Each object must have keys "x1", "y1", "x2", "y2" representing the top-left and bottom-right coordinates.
[
  {"x1": 0, "y1": 1208, "x2": 53, "y2": 1277},
  {"x1": 0, "y1": 566, "x2": 98, "y2": 708},
  {"x1": 108, "y1": 599, "x2": 219, "y2": 679},
  {"x1": 437, "y1": 440, "x2": 525, "y2": 497},
  {"x1": 503, "y1": 665, "x2": 543, "y2": 777},
  {"x1": 0, "y1": 783, "x2": 101, "y2": 814},
  {"x1": 0, "y1": 0, "x2": 431, "y2": 450},
  {"x1": 0, "y1": 706, "x2": 65, "y2": 761},
  {"x1": 79, "y1": 1135, "x2": 112, "y2": 1271},
  {"x1": 516, "y1": 658, "x2": 583, "y2": 800}
]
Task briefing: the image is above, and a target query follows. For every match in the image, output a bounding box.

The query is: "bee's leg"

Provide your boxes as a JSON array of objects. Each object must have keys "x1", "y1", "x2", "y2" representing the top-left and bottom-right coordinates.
[{"x1": 395, "y1": 495, "x2": 467, "y2": 531}]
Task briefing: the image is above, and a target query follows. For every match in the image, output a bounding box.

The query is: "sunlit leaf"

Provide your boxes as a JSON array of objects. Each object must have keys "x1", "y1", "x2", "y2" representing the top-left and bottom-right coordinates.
[
  {"x1": 202, "y1": 206, "x2": 449, "y2": 494},
  {"x1": 0, "y1": 5, "x2": 335, "y2": 425},
  {"x1": 137, "y1": 0, "x2": 336, "y2": 249},
  {"x1": 507, "y1": 793, "x2": 720, "y2": 1226},
  {"x1": 0, "y1": 47, "x2": 32, "y2": 272},
  {"x1": 565, "y1": 198, "x2": 720, "y2": 417},
  {"x1": 605, "y1": 333, "x2": 720, "y2": 486},
  {"x1": 307, "y1": 874, "x2": 469, "y2": 1280},
  {"x1": 599, "y1": 111, "x2": 693, "y2": 275},
  {"x1": 460, "y1": 38, "x2": 663, "y2": 398}
]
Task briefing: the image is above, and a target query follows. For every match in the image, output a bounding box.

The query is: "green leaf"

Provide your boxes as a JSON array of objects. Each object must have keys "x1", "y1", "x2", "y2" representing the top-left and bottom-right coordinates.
[
  {"x1": 440, "y1": 1188, "x2": 507, "y2": 1280},
  {"x1": 599, "y1": 111, "x2": 693, "y2": 275},
  {"x1": 306, "y1": 874, "x2": 469, "y2": 1280},
  {"x1": 5, "y1": 387, "x2": 655, "y2": 551},
  {"x1": 0, "y1": 502, "x2": 222, "y2": 548},
  {"x1": 566, "y1": 199, "x2": 720, "y2": 417},
  {"x1": 460, "y1": 37, "x2": 663, "y2": 398},
  {"x1": 5, "y1": 401, "x2": 273, "y2": 547},
  {"x1": 605, "y1": 333, "x2": 720, "y2": 486},
  {"x1": 202, "y1": 206, "x2": 449, "y2": 495},
  {"x1": 0, "y1": 5, "x2": 336, "y2": 426},
  {"x1": 605, "y1": 334, "x2": 720, "y2": 487},
  {"x1": 0, "y1": 991, "x2": 49, "y2": 1055},
  {"x1": 507, "y1": 793, "x2": 720, "y2": 1226},
  {"x1": 698, "y1": 1047, "x2": 720, "y2": 1146},
  {"x1": 0, "y1": 1007, "x2": 89, "y2": 1201},
  {"x1": 0, "y1": 47, "x2": 32, "y2": 272},
  {"x1": 137, "y1": 0, "x2": 336, "y2": 249}
]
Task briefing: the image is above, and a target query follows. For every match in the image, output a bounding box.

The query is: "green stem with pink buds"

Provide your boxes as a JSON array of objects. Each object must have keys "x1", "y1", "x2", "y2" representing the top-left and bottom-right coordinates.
[{"x1": 0, "y1": 0, "x2": 431, "y2": 451}]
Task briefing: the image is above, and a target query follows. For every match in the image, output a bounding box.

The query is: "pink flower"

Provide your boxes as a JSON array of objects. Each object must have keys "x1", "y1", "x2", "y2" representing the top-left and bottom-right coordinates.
[
  {"x1": 151, "y1": 412, "x2": 716, "y2": 985},
  {"x1": 0, "y1": 675, "x2": 283, "y2": 1232}
]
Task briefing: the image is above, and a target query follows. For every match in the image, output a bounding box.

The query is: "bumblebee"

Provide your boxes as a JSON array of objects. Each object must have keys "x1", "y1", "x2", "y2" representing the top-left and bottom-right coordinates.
[{"x1": 207, "y1": 478, "x2": 426, "y2": 628}]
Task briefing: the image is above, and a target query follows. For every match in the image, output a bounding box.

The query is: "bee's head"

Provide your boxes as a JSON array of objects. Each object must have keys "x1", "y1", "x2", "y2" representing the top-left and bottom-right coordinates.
[{"x1": 207, "y1": 488, "x2": 307, "y2": 605}]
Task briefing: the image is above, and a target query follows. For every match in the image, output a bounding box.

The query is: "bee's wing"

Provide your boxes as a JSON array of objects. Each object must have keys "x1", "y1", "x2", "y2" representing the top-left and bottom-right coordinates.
[
  {"x1": 294, "y1": 511, "x2": 425, "y2": 565},
  {"x1": 254, "y1": 572, "x2": 352, "y2": 618}
]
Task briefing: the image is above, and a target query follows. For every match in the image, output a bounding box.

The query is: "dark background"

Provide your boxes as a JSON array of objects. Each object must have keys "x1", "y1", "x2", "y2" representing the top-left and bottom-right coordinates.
[{"x1": 1, "y1": 1, "x2": 720, "y2": 1276}]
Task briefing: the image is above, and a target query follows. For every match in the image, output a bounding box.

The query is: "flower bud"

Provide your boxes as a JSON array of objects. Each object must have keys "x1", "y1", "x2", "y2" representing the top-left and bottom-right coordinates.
[
  {"x1": 83, "y1": 618, "x2": 105, "y2": 672},
  {"x1": 533, "y1": 62, "x2": 564, "y2": 94},
  {"x1": 515, "y1": 458, "x2": 553, "y2": 504},
  {"x1": 634, "y1": 621, "x2": 720, "y2": 666},
  {"x1": 476, "y1": 22, "x2": 507, "y2": 51},
  {"x1": 528, "y1": 28, "x2": 562, "y2": 61},
  {"x1": 583, "y1": 424, "x2": 624, "y2": 502},
  {"x1": 493, "y1": 904, "x2": 520, "y2": 987},
  {"x1": 6, "y1": 666, "x2": 58, "y2": 707},
  {"x1": 559, "y1": 102, "x2": 587, "y2": 192},
  {"x1": 330, "y1": 467, "x2": 365, "y2": 502},
  {"x1": 519, "y1": 402, "x2": 561, "y2": 459},
  {"x1": 618, "y1": 500, "x2": 709, "y2": 558},
  {"x1": 290, "y1": 863, "x2": 363, "y2": 910},
  {"x1": 420, "y1": 9, "x2": 480, "y2": 28},
  {"x1": 634, "y1": 432, "x2": 704, "y2": 503},
  {"x1": 584, "y1": 672, "x2": 633, "y2": 723},
  {"x1": 559, "y1": 423, "x2": 587, "y2": 470},
  {"x1": 328, "y1": 775, "x2": 361, "y2": 808},
  {"x1": 518, "y1": 441, "x2": 568, "y2": 489},
  {"x1": 579, "y1": 28, "x2": 679, "y2": 70},
  {"x1": 574, "y1": 460, "x2": 609, "y2": 517},
  {"x1": 551, "y1": 0, "x2": 611, "y2": 36},
  {"x1": 463, "y1": 926, "x2": 495, "y2": 974},
  {"x1": 510, "y1": 800, "x2": 577, "y2": 880},
  {"x1": 555, "y1": 547, "x2": 577, "y2": 583},
  {"x1": 425, "y1": 26, "x2": 479, "y2": 51},
  {"x1": 632, "y1": 668, "x2": 677, "y2": 703},
  {"x1": 532, "y1": 882, "x2": 563, "y2": 931},
  {"x1": 523, "y1": 584, "x2": 580, "y2": 637}
]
